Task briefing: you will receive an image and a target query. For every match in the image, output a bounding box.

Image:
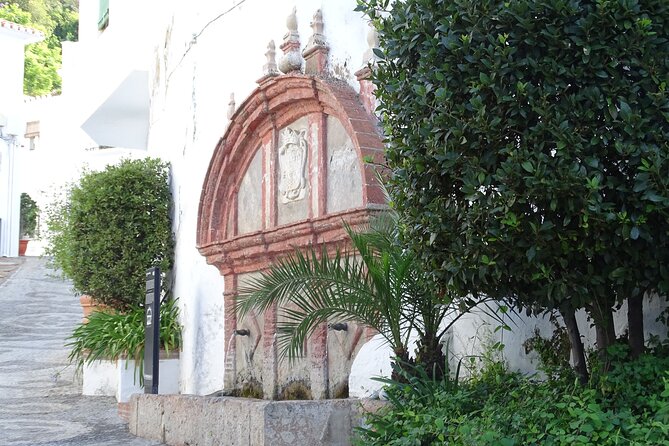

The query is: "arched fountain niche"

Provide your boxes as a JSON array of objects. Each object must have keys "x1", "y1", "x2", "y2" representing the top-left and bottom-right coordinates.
[{"x1": 197, "y1": 9, "x2": 385, "y2": 400}]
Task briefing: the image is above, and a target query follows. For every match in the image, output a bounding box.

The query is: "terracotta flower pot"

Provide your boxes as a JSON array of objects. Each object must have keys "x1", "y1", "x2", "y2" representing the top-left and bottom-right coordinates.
[
  {"x1": 79, "y1": 294, "x2": 109, "y2": 323},
  {"x1": 18, "y1": 239, "x2": 29, "y2": 256}
]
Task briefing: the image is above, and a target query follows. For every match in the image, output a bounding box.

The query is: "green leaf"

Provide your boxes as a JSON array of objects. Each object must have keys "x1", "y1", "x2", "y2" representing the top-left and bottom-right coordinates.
[
  {"x1": 630, "y1": 227, "x2": 640, "y2": 240},
  {"x1": 608, "y1": 103, "x2": 618, "y2": 120},
  {"x1": 619, "y1": 100, "x2": 632, "y2": 120},
  {"x1": 521, "y1": 161, "x2": 534, "y2": 173},
  {"x1": 645, "y1": 192, "x2": 664, "y2": 203},
  {"x1": 372, "y1": 47, "x2": 385, "y2": 60},
  {"x1": 526, "y1": 246, "x2": 537, "y2": 262}
]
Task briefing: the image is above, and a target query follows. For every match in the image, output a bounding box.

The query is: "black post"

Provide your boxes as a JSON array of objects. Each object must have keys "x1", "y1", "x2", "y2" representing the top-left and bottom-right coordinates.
[{"x1": 144, "y1": 267, "x2": 161, "y2": 394}]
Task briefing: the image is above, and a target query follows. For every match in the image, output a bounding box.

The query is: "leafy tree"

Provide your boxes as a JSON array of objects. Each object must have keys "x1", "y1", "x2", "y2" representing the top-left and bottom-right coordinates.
[
  {"x1": 45, "y1": 158, "x2": 174, "y2": 310},
  {"x1": 0, "y1": 0, "x2": 78, "y2": 95},
  {"x1": 360, "y1": 0, "x2": 669, "y2": 382},
  {"x1": 19, "y1": 192, "x2": 39, "y2": 238}
]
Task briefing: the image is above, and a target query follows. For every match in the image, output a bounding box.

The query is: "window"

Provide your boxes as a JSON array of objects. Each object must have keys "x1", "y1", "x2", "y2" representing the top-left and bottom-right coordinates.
[
  {"x1": 98, "y1": 0, "x2": 109, "y2": 31},
  {"x1": 24, "y1": 121, "x2": 39, "y2": 151}
]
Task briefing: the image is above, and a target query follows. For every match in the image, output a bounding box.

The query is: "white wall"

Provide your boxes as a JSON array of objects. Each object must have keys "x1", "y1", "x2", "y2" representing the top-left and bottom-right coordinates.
[
  {"x1": 0, "y1": 25, "x2": 41, "y2": 257},
  {"x1": 0, "y1": 137, "x2": 20, "y2": 257},
  {"x1": 145, "y1": 0, "x2": 372, "y2": 394}
]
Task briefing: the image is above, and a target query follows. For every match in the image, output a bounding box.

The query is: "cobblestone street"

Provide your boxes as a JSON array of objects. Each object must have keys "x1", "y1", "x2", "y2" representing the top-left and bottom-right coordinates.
[{"x1": 0, "y1": 257, "x2": 164, "y2": 446}]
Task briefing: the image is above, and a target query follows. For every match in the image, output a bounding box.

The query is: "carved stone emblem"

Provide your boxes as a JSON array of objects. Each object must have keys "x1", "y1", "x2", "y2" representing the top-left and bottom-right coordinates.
[
  {"x1": 330, "y1": 142, "x2": 357, "y2": 172},
  {"x1": 278, "y1": 127, "x2": 308, "y2": 203}
]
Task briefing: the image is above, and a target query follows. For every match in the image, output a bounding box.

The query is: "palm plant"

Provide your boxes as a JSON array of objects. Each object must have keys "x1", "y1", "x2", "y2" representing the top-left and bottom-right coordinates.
[{"x1": 235, "y1": 214, "x2": 481, "y2": 380}]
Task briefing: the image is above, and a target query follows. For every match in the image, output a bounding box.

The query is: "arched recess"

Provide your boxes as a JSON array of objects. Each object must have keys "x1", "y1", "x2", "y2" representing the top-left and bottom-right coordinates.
[{"x1": 197, "y1": 73, "x2": 385, "y2": 399}]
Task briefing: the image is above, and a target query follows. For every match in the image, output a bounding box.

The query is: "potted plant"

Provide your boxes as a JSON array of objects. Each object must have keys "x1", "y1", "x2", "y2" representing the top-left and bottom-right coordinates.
[
  {"x1": 18, "y1": 192, "x2": 39, "y2": 256},
  {"x1": 45, "y1": 158, "x2": 177, "y2": 400},
  {"x1": 67, "y1": 296, "x2": 182, "y2": 401}
]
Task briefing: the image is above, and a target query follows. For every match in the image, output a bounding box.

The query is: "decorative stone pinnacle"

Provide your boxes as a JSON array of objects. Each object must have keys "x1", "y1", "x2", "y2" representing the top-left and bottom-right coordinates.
[
  {"x1": 362, "y1": 23, "x2": 380, "y2": 65},
  {"x1": 263, "y1": 40, "x2": 279, "y2": 77},
  {"x1": 279, "y1": 7, "x2": 303, "y2": 74},
  {"x1": 286, "y1": 7, "x2": 298, "y2": 36},
  {"x1": 311, "y1": 9, "x2": 324, "y2": 38},
  {"x1": 227, "y1": 93, "x2": 236, "y2": 119},
  {"x1": 303, "y1": 9, "x2": 329, "y2": 75},
  {"x1": 304, "y1": 9, "x2": 327, "y2": 52}
]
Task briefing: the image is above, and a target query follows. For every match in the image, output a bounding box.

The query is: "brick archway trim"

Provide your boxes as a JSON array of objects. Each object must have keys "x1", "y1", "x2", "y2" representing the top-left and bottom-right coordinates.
[{"x1": 197, "y1": 74, "x2": 385, "y2": 274}]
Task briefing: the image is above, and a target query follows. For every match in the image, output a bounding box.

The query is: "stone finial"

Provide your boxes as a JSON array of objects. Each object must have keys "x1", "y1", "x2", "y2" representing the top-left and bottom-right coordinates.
[
  {"x1": 309, "y1": 9, "x2": 325, "y2": 45},
  {"x1": 227, "y1": 93, "x2": 236, "y2": 119},
  {"x1": 355, "y1": 23, "x2": 379, "y2": 113},
  {"x1": 286, "y1": 6, "x2": 298, "y2": 39},
  {"x1": 279, "y1": 7, "x2": 303, "y2": 74},
  {"x1": 362, "y1": 23, "x2": 380, "y2": 66},
  {"x1": 263, "y1": 40, "x2": 279, "y2": 77},
  {"x1": 303, "y1": 9, "x2": 329, "y2": 75}
]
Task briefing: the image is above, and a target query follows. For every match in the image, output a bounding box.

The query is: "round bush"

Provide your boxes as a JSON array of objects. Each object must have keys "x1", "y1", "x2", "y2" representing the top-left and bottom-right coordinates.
[{"x1": 47, "y1": 158, "x2": 174, "y2": 309}]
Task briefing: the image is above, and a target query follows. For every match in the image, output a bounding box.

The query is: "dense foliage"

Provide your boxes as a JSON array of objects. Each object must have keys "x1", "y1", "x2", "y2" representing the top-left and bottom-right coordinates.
[
  {"x1": 67, "y1": 297, "x2": 181, "y2": 383},
  {"x1": 19, "y1": 192, "x2": 38, "y2": 238},
  {"x1": 46, "y1": 158, "x2": 174, "y2": 310},
  {"x1": 359, "y1": 0, "x2": 669, "y2": 379},
  {"x1": 356, "y1": 344, "x2": 669, "y2": 445},
  {"x1": 0, "y1": 0, "x2": 78, "y2": 95}
]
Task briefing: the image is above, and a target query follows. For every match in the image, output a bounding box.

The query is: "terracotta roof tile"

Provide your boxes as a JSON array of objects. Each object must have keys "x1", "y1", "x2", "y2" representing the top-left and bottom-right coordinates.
[{"x1": 0, "y1": 19, "x2": 44, "y2": 39}]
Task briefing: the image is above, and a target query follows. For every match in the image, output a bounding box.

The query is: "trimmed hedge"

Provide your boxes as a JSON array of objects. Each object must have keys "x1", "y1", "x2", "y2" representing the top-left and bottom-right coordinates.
[
  {"x1": 359, "y1": 0, "x2": 669, "y2": 377},
  {"x1": 46, "y1": 158, "x2": 174, "y2": 309}
]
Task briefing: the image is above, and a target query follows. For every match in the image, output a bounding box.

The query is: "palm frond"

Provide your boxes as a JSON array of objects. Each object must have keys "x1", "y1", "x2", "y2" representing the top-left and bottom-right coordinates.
[
  {"x1": 235, "y1": 221, "x2": 421, "y2": 361},
  {"x1": 234, "y1": 212, "x2": 475, "y2": 370}
]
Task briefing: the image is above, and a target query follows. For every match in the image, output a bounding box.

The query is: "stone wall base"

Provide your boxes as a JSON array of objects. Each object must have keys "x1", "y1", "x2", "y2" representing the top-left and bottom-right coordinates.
[{"x1": 128, "y1": 394, "x2": 387, "y2": 446}]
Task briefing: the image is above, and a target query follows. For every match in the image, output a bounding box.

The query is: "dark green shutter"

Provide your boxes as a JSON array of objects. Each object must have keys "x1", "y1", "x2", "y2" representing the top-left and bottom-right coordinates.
[{"x1": 98, "y1": 0, "x2": 109, "y2": 30}]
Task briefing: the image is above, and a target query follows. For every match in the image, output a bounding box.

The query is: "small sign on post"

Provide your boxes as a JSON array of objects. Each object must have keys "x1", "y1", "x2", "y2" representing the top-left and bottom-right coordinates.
[{"x1": 144, "y1": 267, "x2": 161, "y2": 394}]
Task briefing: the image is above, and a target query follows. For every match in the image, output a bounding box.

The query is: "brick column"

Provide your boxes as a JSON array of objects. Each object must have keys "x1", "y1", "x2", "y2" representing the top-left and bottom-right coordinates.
[
  {"x1": 262, "y1": 303, "x2": 278, "y2": 399},
  {"x1": 310, "y1": 323, "x2": 329, "y2": 399}
]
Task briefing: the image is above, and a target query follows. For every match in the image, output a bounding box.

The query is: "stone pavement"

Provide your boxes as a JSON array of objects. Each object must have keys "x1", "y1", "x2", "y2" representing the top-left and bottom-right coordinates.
[
  {"x1": 0, "y1": 257, "x2": 164, "y2": 446},
  {"x1": 0, "y1": 257, "x2": 24, "y2": 286}
]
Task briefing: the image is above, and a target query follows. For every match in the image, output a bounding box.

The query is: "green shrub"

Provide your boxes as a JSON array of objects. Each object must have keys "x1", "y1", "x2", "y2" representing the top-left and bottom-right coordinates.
[
  {"x1": 46, "y1": 158, "x2": 174, "y2": 310},
  {"x1": 522, "y1": 315, "x2": 573, "y2": 381},
  {"x1": 356, "y1": 351, "x2": 669, "y2": 445},
  {"x1": 67, "y1": 297, "x2": 181, "y2": 383},
  {"x1": 358, "y1": 0, "x2": 669, "y2": 374},
  {"x1": 19, "y1": 192, "x2": 39, "y2": 238}
]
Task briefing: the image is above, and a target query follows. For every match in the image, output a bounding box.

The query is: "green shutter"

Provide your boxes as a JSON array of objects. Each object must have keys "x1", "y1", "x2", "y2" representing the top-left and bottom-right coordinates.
[{"x1": 98, "y1": 0, "x2": 109, "y2": 30}]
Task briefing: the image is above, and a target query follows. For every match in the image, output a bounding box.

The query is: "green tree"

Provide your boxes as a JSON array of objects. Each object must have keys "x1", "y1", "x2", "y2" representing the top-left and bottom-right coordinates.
[
  {"x1": 360, "y1": 0, "x2": 669, "y2": 382},
  {"x1": 0, "y1": 0, "x2": 78, "y2": 95},
  {"x1": 45, "y1": 158, "x2": 175, "y2": 310},
  {"x1": 19, "y1": 192, "x2": 39, "y2": 238}
]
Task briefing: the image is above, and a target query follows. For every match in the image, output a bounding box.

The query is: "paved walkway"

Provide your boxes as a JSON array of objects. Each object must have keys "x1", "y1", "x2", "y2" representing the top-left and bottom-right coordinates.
[
  {"x1": 0, "y1": 257, "x2": 24, "y2": 286},
  {"x1": 0, "y1": 257, "x2": 164, "y2": 446}
]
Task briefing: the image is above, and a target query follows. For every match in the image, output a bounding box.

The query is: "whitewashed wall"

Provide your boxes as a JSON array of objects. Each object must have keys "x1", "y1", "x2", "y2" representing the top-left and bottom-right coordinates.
[
  {"x1": 349, "y1": 297, "x2": 669, "y2": 397},
  {"x1": 0, "y1": 22, "x2": 43, "y2": 257},
  {"x1": 145, "y1": 0, "x2": 372, "y2": 395}
]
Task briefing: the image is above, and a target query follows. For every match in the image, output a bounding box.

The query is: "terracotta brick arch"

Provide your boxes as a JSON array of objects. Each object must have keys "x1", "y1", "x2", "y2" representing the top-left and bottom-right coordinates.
[
  {"x1": 197, "y1": 74, "x2": 385, "y2": 273},
  {"x1": 196, "y1": 72, "x2": 385, "y2": 399}
]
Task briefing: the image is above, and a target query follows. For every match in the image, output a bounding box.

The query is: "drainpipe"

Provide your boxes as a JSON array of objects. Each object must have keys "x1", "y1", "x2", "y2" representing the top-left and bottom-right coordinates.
[{"x1": 0, "y1": 133, "x2": 19, "y2": 257}]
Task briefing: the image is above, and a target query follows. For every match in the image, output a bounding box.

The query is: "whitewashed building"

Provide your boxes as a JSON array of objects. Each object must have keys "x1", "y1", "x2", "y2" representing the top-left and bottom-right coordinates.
[
  {"x1": 30, "y1": 0, "x2": 376, "y2": 396},
  {"x1": 24, "y1": 0, "x2": 669, "y2": 408},
  {"x1": 0, "y1": 19, "x2": 43, "y2": 257}
]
